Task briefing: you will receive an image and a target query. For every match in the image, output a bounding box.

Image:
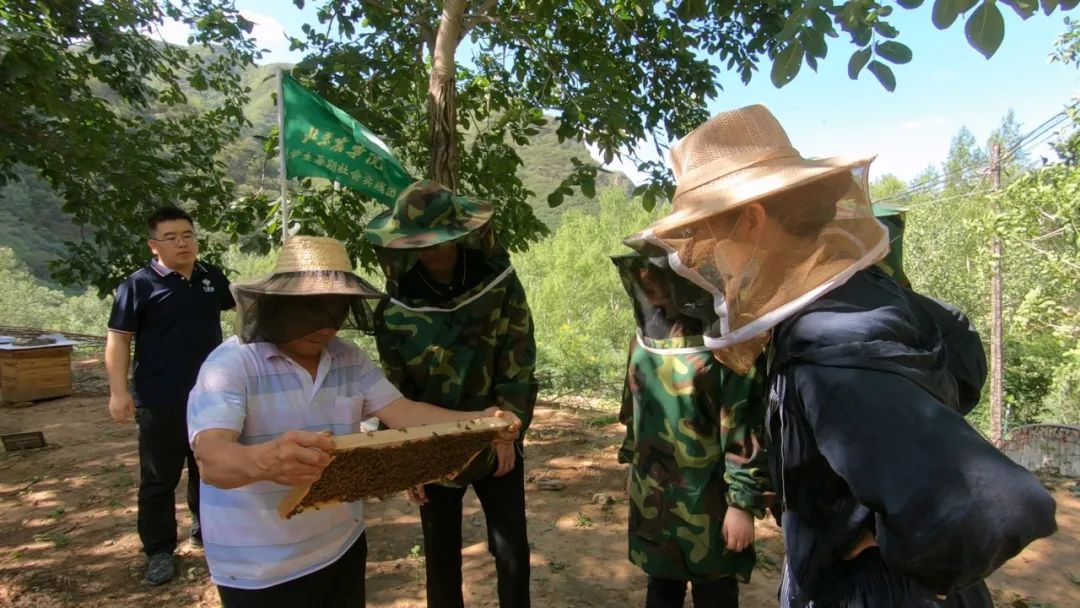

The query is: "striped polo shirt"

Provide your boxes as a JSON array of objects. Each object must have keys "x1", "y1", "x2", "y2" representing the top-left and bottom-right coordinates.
[{"x1": 187, "y1": 336, "x2": 403, "y2": 590}]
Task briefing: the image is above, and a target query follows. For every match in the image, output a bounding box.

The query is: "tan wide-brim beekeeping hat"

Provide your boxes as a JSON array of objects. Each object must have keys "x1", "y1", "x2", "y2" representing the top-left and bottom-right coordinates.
[
  {"x1": 640, "y1": 104, "x2": 875, "y2": 233},
  {"x1": 232, "y1": 236, "x2": 382, "y2": 297}
]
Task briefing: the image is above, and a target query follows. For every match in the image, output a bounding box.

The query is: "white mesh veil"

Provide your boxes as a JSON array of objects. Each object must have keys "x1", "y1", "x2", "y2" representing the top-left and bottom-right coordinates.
[{"x1": 625, "y1": 106, "x2": 888, "y2": 373}]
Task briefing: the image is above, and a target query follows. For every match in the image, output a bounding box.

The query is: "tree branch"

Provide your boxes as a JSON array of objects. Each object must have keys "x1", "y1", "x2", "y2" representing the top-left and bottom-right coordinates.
[
  {"x1": 420, "y1": 23, "x2": 436, "y2": 58},
  {"x1": 361, "y1": 0, "x2": 434, "y2": 32},
  {"x1": 464, "y1": 0, "x2": 499, "y2": 31}
]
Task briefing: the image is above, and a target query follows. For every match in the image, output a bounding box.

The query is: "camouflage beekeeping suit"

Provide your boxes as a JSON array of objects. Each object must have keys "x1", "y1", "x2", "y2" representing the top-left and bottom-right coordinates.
[
  {"x1": 613, "y1": 252, "x2": 771, "y2": 583},
  {"x1": 366, "y1": 180, "x2": 538, "y2": 487},
  {"x1": 874, "y1": 205, "x2": 910, "y2": 288}
]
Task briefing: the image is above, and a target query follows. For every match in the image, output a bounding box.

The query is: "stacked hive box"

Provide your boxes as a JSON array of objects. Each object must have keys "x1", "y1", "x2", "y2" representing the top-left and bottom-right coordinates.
[{"x1": 0, "y1": 345, "x2": 74, "y2": 403}]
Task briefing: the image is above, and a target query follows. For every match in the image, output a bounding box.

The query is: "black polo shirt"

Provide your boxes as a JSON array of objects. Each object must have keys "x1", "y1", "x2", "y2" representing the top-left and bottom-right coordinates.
[{"x1": 108, "y1": 259, "x2": 235, "y2": 407}]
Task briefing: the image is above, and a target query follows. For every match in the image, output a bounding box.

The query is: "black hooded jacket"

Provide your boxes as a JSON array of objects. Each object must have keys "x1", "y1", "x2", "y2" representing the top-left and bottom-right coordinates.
[{"x1": 767, "y1": 267, "x2": 1056, "y2": 606}]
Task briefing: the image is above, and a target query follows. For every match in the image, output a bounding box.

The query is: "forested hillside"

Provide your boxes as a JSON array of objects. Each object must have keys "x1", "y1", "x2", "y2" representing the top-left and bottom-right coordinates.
[{"x1": 0, "y1": 59, "x2": 630, "y2": 284}]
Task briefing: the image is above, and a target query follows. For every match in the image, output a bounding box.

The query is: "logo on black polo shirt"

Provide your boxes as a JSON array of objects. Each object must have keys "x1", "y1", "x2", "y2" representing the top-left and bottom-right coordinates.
[{"x1": 202, "y1": 278, "x2": 215, "y2": 293}]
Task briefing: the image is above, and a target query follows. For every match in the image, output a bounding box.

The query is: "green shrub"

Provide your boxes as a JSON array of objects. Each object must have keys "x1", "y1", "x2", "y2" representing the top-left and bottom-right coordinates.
[{"x1": 513, "y1": 188, "x2": 662, "y2": 400}]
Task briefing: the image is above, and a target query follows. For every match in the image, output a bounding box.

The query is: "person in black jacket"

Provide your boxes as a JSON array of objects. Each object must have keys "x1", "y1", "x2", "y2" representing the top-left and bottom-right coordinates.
[{"x1": 624, "y1": 104, "x2": 1057, "y2": 607}]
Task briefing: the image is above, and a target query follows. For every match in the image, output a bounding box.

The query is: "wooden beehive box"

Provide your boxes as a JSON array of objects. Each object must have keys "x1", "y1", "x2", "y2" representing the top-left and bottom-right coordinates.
[
  {"x1": 279, "y1": 416, "x2": 509, "y2": 519},
  {"x1": 0, "y1": 345, "x2": 74, "y2": 403}
]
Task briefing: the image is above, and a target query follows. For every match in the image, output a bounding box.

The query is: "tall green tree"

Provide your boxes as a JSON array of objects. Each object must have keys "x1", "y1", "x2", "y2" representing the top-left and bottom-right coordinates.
[
  {"x1": 942, "y1": 127, "x2": 989, "y2": 194},
  {"x1": 870, "y1": 173, "x2": 907, "y2": 200},
  {"x1": 0, "y1": 0, "x2": 260, "y2": 294},
  {"x1": 899, "y1": 103, "x2": 1080, "y2": 429},
  {"x1": 995, "y1": 143, "x2": 1080, "y2": 424},
  {"x1": 279, "y1": 0, "x2": 1078, "y2": 253},
  {"x1": 987, "y1": 109, "x2": 1032, "y2": 180},
  {"x1": 5, "y1": 0, "x2": 1077, "y2": 293}
]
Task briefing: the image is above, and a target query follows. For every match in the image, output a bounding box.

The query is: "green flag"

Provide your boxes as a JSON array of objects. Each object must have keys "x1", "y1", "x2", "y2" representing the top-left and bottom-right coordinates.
[{"x1": 280, "y1": 71, "x2": 413, "y2": 204}]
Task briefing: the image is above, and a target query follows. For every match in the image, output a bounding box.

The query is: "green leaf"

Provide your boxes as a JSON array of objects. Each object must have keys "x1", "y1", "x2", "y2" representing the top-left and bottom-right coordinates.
[
  {"x1": 933, "y1": 0, "x2": 979, "y2": 29},
  {"x1": 1040, "y1": 0, "x2": 1061, "y2": 15},
  {"x1": 1000, "y1": 0, "x2": 1039, "y2": 17},
  {"x1": 642, "y1": 188, "x2": 657, "y2": 211},
  {"x1": 770, "y1": 41, "x2": 804, "y2": 88},
  {"x1": 808, "y1": 9, "x2": 836, "y2": 36},
  {"x1": 580, "y1": 178, "x2": 596, "y2": 198},
  {"x1": 875, "y1": 41, "x2": 913, "y2": 64},
  {"x1": 873, "y1": 21, "x2": 900, "y2": 39},
  {"x1": 676, "y1": 0, "x2": 707, "y2": 22},
  {"x1": 547, "y1": 190, "x2": 564, "y2": 208},
  {"x1": 190, "y1": 71, "x2": 209, "y2": 91},
  {"x1": 800, "y1": 29, "x2": 828, "y2": 59},
  {"x1": 853, "y1": 26, "x2": 873, "y2": 46},
  {"x1": 897, "y1": 0, "x2": 925, "y2": 7},
  {"x1": 966, "y1": 2, "x2": 1005, "y2": 59},
  {"x1": 848, "y1": 47, "x2": 873, "y2": 79},
  {"x1": 867, "y1": 60, "x2": 897, "y2": 92},
  {"x1": 236, "y1": 16, "x2": 255, "y2": 34}
]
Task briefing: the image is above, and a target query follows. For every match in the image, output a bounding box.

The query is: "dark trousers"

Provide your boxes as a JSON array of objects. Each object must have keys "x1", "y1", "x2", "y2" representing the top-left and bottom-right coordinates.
[
  {"x1": 420, "y1": 450, "x2": 530, "y2": 608},
  {"x1": 778, "y1": 553, "x2": 993, "y2": 607},
  {"x1": 646, "y1": 576, "x2": 739, "y2": 608},
  {"x1": 217, "y1": 533, "x2": 368, "y2": 607},
  {"x1": 136, "y1": 405, "x2": 200, "y2": 556}
]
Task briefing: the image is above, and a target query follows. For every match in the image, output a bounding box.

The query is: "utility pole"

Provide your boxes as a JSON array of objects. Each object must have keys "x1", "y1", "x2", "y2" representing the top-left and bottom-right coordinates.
[{"x1": 990, "y1": 143, "x2": 1004, "y2": 447}]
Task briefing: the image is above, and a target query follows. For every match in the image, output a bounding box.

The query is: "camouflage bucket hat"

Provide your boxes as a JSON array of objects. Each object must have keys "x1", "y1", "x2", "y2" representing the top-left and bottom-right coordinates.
[{"x1": 365, "y1": 179, "x2": 494, "y2": 249}]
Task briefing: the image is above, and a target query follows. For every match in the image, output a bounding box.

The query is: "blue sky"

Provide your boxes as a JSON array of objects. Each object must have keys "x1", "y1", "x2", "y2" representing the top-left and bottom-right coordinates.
[{"x1": 174, "y1": 2, "x2": 1079, "y2": 183}]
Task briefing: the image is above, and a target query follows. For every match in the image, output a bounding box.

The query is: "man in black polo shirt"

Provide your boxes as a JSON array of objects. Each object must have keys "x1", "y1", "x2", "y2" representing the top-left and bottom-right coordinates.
[{"x1": 105, "y1": 207, "x2": 234, "y2": 586}]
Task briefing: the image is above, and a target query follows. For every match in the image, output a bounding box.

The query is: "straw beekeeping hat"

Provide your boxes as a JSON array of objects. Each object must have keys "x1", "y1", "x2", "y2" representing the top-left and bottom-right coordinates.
[
  {"x1": 643, "y1": 104, "x2": 875, "y2": 233},
  {"x1": 232, "y1": 236, "x2": 383, "y2": 298},
  {"x1": 623, "y1": 104, "x2": 889, "y2": 374}
]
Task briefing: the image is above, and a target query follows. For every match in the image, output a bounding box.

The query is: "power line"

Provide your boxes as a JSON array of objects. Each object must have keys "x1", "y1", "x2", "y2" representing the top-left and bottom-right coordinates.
[
  {"x1": 902, "y1": 187, "x2": 989, "y2": 211},
  {"x1": 875, "y1": 156, "x2": 987, "y2": 206},
  {"x1": 874, "y1": 105, "x2": 1077, "y2": 207},
  {"x1": 1002, "y1": 108, "x2": 1073, "y2": 160},
  {"x1": 899, "y1": 120, "x2": 1068, "y2": 213}
]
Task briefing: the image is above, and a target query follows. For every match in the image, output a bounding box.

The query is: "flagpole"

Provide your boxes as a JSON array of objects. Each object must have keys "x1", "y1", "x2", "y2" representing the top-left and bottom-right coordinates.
[{"x1": 277, "y1": 68, "x2": 290, "y2": 244}]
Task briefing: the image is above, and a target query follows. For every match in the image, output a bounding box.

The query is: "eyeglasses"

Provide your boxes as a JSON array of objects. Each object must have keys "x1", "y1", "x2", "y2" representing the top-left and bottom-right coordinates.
[{"x1": 151, "y1": 232, "x2": 198, "y2": 245}]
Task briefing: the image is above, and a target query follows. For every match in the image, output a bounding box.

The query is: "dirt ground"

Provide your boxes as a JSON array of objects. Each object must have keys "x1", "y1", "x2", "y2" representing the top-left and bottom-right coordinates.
[{"x1": 0, "y1": 359, "x2": 1077, "y2": 608}]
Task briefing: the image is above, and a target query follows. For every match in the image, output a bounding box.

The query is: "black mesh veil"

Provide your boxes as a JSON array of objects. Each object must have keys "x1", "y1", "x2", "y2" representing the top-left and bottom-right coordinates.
[
  {"x1": 611, "y1": 252, "x2": 717, "y2": 341},
  {"x1": 232, "y1": 270, "x2": 383, "y2": 344}
]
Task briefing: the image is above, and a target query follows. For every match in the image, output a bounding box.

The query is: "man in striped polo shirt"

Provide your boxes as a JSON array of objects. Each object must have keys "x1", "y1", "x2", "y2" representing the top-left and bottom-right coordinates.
[{"x1": 187, "y1": 236, "x2": 519, "y2": 607}]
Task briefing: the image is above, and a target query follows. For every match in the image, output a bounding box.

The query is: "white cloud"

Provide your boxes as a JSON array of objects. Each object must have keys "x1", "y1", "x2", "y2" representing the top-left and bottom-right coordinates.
[
  {"x1": 933, "y1": 68, "x2": 957, "y2": 81},
  {"x1": 149, "y1": 17, "x2": 193, "y2": 46},
  {"x1": 901, "y1": 116, "x2": 947, "y2": 130},
  {"x1": 147, "y1": 10, "x2": 301, "y2": 64},
  {"x1": 587, "y1": 138, "x2": 669, "y2": 186},
  {"x1": 240, "y1": 10, "x2": 301, "y2": 64}
]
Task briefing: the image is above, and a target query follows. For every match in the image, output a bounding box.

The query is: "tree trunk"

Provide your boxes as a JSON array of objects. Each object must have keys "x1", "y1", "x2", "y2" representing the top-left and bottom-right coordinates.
[{"x1": 428, "y1": 0, "x2": 466, "y2": 189}]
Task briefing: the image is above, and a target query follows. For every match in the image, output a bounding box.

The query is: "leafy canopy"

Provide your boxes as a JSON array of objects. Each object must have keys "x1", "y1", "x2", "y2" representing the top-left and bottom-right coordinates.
[
  {"x1": 0, "y1": 0, "x2": 260, "y2": 295},
  {"x1": 3, "y1": 0, "x2": 1075, "y2": 293}
]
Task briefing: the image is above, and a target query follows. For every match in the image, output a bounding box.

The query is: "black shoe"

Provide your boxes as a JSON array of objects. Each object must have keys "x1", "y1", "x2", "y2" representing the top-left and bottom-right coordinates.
[{"x1": 145, "y1": 553, "x2": 175, "y2": 585}]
